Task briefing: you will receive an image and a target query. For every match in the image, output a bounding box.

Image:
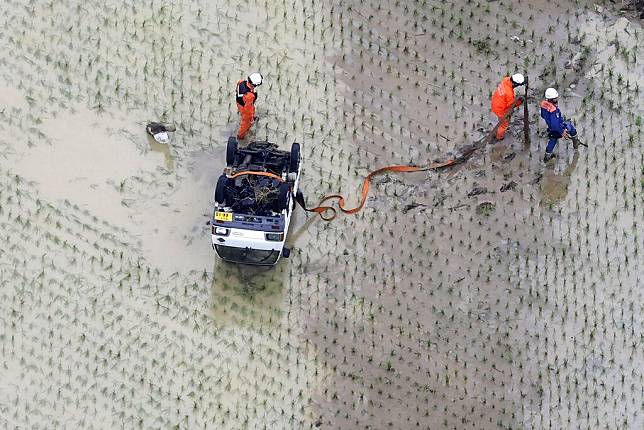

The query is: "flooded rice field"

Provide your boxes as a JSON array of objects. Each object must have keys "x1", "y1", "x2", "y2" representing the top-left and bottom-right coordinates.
[{"x1": 0, "y1": 0, "x2": 642, "y2": 428}]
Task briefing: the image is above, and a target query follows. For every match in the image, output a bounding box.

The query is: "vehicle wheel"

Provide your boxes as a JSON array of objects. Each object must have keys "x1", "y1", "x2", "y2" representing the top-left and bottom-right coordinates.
[
  {"x1": 273, "y1": 183, "x2": 290, "y2": 212},
  {"x1": 289, "y1": 142, "x2": 300, "y2": 173},
  {"x1": 226, "y1": 136, "x2": 238, "y2": 167},
  {"x1": 215, "y1": 174, "x2": 228, "y2": 204}
]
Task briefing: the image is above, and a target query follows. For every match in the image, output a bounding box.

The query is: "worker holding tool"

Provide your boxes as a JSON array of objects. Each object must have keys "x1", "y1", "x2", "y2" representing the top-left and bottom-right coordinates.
[
  {"x1": 491, "y1": 73, "x2": 525, "y2": 140},
  {"x1": 540, "y1": 87, "x2": 581, "y2": 162},
  {"x1": 235, "y1": 72, "x2": 263, "y2": 139}
]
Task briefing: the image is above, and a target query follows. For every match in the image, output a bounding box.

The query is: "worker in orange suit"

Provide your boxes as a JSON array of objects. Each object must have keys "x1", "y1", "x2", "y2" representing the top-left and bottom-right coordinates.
[
  {"x1": 235, "y1": 72, "x2": 263, "y2": 139},
  {"x1": 491, "y1": 73, "x2": 525, "y2": 140}
]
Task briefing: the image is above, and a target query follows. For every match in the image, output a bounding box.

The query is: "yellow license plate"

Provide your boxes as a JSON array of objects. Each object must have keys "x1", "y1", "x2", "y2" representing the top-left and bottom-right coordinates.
[{"x1": 215, "y1": 212, "x2": 233, "y2": 222}]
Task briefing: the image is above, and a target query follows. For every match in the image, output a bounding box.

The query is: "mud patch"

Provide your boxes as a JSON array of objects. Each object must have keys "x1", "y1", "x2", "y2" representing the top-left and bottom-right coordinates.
[{"x1": 540, "y1": 152, "x2": 580, "y2": 206}]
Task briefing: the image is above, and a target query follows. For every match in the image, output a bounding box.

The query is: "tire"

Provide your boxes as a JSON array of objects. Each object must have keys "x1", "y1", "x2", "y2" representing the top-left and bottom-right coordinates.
[
  {"x1": 273, "y1": 183, "x2": 290, "y2": 212},
  {"x1": 226, "y1": 136, "x2": 238, "y2": 167},
  {"x1": 289, "y1": 142, "x2": 300, "y2": 173},
  {"x1": 214, "y1": 174, "x2": 228, "y2": 204}
]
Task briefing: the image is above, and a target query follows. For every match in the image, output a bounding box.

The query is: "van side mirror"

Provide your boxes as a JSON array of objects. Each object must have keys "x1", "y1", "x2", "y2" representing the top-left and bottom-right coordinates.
[{"x1": 282, "y1": 247, "x2": 291, "y2": 258}]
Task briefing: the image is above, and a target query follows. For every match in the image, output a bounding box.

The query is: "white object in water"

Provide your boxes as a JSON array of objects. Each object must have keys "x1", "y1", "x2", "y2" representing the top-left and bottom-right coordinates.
[
  {"x1": 152, "y1": 131, "x2": 170, "y2": 144},
  {"x1": 146, "y1": 122, "x2": 175, "y2": 144}
]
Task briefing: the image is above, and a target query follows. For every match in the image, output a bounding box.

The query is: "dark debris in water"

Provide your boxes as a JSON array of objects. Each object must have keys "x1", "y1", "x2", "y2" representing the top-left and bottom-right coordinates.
[
  {"x1": 503, "y1": 152, "x2": 516, "y2": 162},
  {"x1": 374, "y1": 175, "x2": 391, "y2": 185},
  {"x1": 432, "y1": 189, "x2": 450, "y2": 207},
  {"x1": 467, "y1": 186, "x2": 489, "y2": 197},
  {"x1": 500, "y1": 181, "x2": 518, "y2": 192},
  {"x1": 402, "y1": 202, "x2": 428, "y2": 214}
]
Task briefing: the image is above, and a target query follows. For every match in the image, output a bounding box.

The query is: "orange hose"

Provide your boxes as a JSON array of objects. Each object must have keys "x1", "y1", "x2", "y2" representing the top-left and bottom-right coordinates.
[
  {"x1": 228, "y1": 159, "x2": 462, "y2": 222},
  {"x1": 294, "y1": 105, "x2": 516, "y2": 221},
  {"x1": 298, "y1": 159, "x2": 458, "y2": 221},
  {"x1": 227, "y1": 170, "x2": 285, "y2": 181}
]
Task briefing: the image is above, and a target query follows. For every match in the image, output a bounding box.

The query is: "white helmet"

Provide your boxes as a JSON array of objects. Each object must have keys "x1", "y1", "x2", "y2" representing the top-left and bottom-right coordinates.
[
  {"x1": 248, "y1": 72, "x2": 263, "y2": 87},
  {"x1": 511, "y1": 73, "x2": 525, "y2": 85},
  {"x1": 544, "y1": 87, "x2": 559, "y2": 100}
]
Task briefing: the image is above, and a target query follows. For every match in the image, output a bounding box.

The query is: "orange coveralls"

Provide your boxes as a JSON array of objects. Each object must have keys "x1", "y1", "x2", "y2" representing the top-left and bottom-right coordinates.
[
  {"x1": 236, "y1": 79, "x2": 256, "y2": 139},
  {"x1": 491, "y1": 77, "x2": 521, "y2": 140}
]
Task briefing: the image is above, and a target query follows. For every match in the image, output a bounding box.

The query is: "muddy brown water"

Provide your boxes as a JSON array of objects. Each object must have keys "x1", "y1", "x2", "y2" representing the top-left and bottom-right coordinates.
[{"x1": 10, "y1": 106, "x2": 221, "y2": 274}]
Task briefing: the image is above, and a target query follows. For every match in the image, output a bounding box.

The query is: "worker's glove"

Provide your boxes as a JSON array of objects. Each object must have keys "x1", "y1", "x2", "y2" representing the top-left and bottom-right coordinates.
[
  {"x1": 514, "y1": 96, "x2": 524, "y2": 107},
  {"x1": 562, "y1": 129, "x2": 571, "y2": 139}
]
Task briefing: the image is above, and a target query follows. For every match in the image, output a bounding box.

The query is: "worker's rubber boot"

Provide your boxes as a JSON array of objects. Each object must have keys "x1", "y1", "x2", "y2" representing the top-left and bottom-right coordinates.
[
  {"x1": 543, "y1": 152, "x2": 555, "y2": 163},
  {"x1": 571, "y1": 136, "x2": 580, "y2": 150}
]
